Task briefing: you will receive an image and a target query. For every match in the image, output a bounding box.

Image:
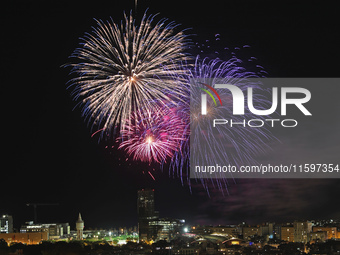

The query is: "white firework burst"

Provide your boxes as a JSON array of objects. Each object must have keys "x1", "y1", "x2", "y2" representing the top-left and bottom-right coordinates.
[{"x1": 67, "y1": 11, "x2": 191, "y2": 137}]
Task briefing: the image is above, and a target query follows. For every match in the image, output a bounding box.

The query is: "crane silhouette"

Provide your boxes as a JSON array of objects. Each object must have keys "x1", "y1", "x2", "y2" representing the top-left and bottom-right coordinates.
[{"x1": 26, "y1": 203, "x2": 59, "y2": 223}]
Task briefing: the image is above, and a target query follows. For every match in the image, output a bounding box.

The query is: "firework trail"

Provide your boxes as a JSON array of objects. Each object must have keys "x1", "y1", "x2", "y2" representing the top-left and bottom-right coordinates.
[
  {"x1": 67, "y1": 11, "x2": 190, "y2": 137},
  {"x1": 118, "y1": 105, "x2": 187, "y2": 164},
  {"x1": 169, "y1": 56, "x2": 275, "y2": 195}
]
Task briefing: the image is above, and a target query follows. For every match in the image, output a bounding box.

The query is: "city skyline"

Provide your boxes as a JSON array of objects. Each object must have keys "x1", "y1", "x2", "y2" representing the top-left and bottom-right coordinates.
[
  {"x1": 1, "y1": 204, "x2": 340, "y2": 244},
  {"x1": 1, "y1": 189, "x2": 340, "y2": 255},
  {"x1": 2, "y1": 0, "x2": 340, "y2": 232},
  {"x1": 2, "y1": 189, "x2": 340, "y2": 233},
  {"x1": 1, "y1": 188, "x2": 340, "y2": 231}
]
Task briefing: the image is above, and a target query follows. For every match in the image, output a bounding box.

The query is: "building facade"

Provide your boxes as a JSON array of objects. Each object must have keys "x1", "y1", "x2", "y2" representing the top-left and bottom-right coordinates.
[
  {"x1": 312, "y1": 226, "x2": 337, "y2": 240},
  {"x1": 20, "y1": 221, "x2": 70, "y2": 239},
  {"x1": 281, "y1": 226, "x2": 294, "y2": 242},
  {"x1": 309, "y1": 231, "x2": 327, "y2": 243},
  {"x1": 149, "y1": 218, "x2": 185, "y2": 241},
  {"x1": 137, "y1": 189, "x2": 158, "y2": 242},
  {"x1": 137, "y1": 189, "x2": 184, "y2": 242},
  {"x1": 0, "y1": 232, "x2": 48, "y2": 245},
  {"x1": 242, "y1": 226, "x2": 259, "y2": 240},
  {"x1": 294, "y1": 221, "x2": 312, "y2": 243},
  {"x1": 0, "y1": 215, "x2": 13, "y2": 233}
]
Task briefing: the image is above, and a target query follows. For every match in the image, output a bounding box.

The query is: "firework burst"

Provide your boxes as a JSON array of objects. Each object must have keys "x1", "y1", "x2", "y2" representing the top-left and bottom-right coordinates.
[
  {"x1": 67, "y1": 11, "x2": 190, "y2": 137},
  {"x1": 169, "y1": 56, "x2": 275, "y2": 194},
  {"x1": 118, "y1": 106, "x2": 187, "y2": 164}
]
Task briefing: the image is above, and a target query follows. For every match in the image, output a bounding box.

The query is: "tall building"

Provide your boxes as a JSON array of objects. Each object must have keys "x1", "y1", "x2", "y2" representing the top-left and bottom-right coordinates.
[
  {"x1": 137, "y1": 189, "x2": 185, "y2": 242},
  {"x1": 0, "y1": 214, "x2": 13, "y2": 233},
  {"x1": 281, "y1": 225, "x2": 294, "y2": 242},
  {"x1": 137, "y1": 189, "x2": 158, "y2": 242},
  {"x1": 274, "y1": 224, "x2": 282, "y2": 240},
  {"x1": 76, "y1": 213, "x2": 84, "y2": 240},
  {"x1": 294, "y1": 221, "x2": 312, "y2": 243},
  {"x1": 259, "y1": 222, "x2": 274, "y2": 238},
  {"x1": 137, "y1": 189, "x2": 156, "y2": 218}
]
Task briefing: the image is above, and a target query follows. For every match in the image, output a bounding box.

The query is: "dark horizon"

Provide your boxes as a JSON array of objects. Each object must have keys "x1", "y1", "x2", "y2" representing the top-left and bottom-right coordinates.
[{"x1": 2, "y1": 0, "x2": 339, "y2": 231}]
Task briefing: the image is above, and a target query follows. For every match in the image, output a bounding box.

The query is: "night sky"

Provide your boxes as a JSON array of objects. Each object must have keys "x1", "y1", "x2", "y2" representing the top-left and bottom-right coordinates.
[{"x1": 2, "y1": 0, "x2": 340, "y2": 230}]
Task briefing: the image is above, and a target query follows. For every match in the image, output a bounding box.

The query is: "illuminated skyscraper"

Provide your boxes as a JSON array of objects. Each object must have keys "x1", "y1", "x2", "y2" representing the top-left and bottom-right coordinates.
[
  {"x1": 137, "y1": 189, "x2": 155, "y2": 218},
  {"x1": 76, "y1": 213, "x2": 84, "y2": 240},
  {"x1": 137, "y1": 189, "x2": 184, "y2": 242},
  {"x1": 137, "y1": 189, "x2": 158, "y2": 242}
]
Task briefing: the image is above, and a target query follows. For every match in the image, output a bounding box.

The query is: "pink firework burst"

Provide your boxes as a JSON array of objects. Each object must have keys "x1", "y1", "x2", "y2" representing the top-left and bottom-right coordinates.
[{"x1": 118, "y1": 107, "x2": 186, "y2": 164}]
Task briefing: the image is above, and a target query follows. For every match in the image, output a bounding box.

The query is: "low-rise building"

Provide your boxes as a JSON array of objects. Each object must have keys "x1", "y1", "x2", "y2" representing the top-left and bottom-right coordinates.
[
  {"x1": 20, "y1": 221, "x2": 70, "y2": 239},
  {"x1": 210, "y1": 226, "x2": 238, "y2": 238},
  {"x1": 243, "y1": 226, "x2": 259, "y2": 240},
  {"x1": 309, "y1": 231, "x2": 327, "y2": 243},
  {"x1": 312, "y1": 227, "x2": 337, "y2": 240},
  {"x1": 0, "y1": 232, "x2": 48, "y2": 245},
  {"x1": 148, "y1": 218, "x2": 184, "y2": 241}
]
